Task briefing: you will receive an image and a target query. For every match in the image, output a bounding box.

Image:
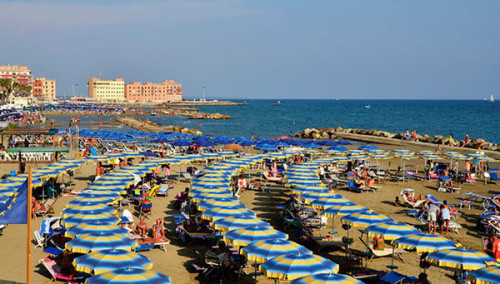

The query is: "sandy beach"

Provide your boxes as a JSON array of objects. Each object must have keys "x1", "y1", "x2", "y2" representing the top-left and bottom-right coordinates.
[{"x1": 0, "y1": 140, "x2": 498, "y2": 284}]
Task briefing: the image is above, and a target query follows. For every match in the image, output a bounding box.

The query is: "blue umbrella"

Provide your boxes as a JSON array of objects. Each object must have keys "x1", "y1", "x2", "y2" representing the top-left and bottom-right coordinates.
[
  {"x1": 304, "y1": 143, "x2": 323, "y2": 149},
  {"x1": 171, "y1": 139, "x2": 192, "y2": 146},
  {"x1": 329, "y1": 145, "x2": 349, "y2": 152},
  {"x1": 358, "y1": 145, "x2": 379, "y2": 150},
  {"x1": 196, "y1": 140, "x2": 215, "y2": 147}
]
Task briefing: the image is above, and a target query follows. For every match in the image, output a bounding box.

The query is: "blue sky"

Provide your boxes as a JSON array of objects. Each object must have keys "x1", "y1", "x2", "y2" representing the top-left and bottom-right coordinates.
[{"x1": 1, "y1": 0, "x2": 499, "y2": 99}]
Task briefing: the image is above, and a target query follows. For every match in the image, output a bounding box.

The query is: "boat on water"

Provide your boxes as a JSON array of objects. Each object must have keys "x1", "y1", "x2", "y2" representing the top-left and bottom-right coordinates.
[
  {"x1": 490, "y1": 94, "x2": 495, "y2": 103},
  {"x1": 364, "y1": 105, "x2": 371, "y2": 109},
  {"x1": 272, "y1": 101, "x2": 283, "y2": 106}
]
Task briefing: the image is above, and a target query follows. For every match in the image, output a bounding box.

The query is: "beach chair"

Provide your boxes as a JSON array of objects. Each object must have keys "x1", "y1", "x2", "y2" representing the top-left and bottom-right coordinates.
[
  {"x1": 262, "y1": 171, "x2": 282, "y2": 182},
  {"x1": 35, "y1": 198, "x2": 56, "y2": 218},
  {"x1": 156, "y1": 183, "x2": 170, "y2": 197},
  {"x1": 181, "y1": 172, "x2": 194, "y2": 182},
  {"x1": 400, "y1": 189, "x2": 425, "y2": 208},
  {"x1": 416, "y1": 210, "x2": 463, "y2": 234},
  {"x1": 148, "y1": 185, "x2": 159, "y2": 198},
  {"x1": 490, "y1": 172, "x2": 500, "y2": 183},
  {"x1": 39, "y1": 257, "x2": 75, "y2": 282},
  {"x1": 359, "y1": 237, "x2": 406, "y2": 262},
  {"x1": 380, "y1": 271, "x2": 418, "y2": 284},
  {"x1": 34, "y1": 230, "x2": 44, "y2": 248},
  {"x1": 368, "y1": 170, "x2": 386, "y2": 184}
]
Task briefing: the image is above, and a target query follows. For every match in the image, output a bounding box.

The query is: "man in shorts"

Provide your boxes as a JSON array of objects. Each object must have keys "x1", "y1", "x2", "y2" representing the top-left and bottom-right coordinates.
[{"x1": 427, "y1": 203, "x2": 440, "y2": 234}]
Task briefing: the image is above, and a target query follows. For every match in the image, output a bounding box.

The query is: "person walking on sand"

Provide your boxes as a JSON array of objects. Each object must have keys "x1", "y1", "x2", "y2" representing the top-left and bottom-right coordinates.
[
  {"x1": 440, "y1": 201, "x2": 450, "y2": 234},
  {"x1": 427, "y1": 202, "x2": 440, "y2": 234}
]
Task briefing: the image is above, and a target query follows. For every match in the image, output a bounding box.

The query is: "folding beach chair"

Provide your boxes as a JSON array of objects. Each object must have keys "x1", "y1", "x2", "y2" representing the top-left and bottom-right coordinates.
[
  {"x1": 358, "y1": 236, "x2": 406, "y2": 262},
  {"x1": 39, "y1": 257, "x2": 76, "y2": 282},
  {"x1": 34, "y1": 230, "x2": 44, "y2": 248}
]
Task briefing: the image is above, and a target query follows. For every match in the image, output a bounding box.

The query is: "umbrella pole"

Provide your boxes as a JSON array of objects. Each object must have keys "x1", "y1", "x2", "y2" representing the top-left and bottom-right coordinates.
[
  {"x1": 254, "y1": 261, "x2": 258, "y2": 283},
  {"x1": 390, "y1": 247, "x2": 395, "y2": 271},
  {"x1": 365, "y1": 232, "x2": 369, "y2": 269}
]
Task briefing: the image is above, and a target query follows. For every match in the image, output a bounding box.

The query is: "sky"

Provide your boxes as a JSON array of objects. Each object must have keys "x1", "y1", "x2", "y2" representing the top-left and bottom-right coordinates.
[{"x1": 0, "y1": 0, "x2": 499, "y2": 100}]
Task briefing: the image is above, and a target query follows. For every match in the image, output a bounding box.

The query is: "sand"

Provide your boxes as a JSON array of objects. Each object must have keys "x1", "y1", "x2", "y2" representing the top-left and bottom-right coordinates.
[{"x1": 0, "y1": 143, "x2": 498, "y2": 283}]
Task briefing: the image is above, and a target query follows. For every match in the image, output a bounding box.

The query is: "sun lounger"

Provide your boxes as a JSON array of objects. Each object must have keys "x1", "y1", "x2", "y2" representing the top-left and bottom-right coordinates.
[
  {"x1": 39, "y1": 257, "x2": 74, "y2": 282},
  {"x1": 380, "y1": 271, "x2": 418, "y2": 284},
  {"x1": 156, "y1": 183, "x2": 171, "y2": 197},
  {"x1": 346, "y1": 181, "x2": 378, "y2": 193},
  {"x1": 400, "y1": 189, "x2": 425, "y2": 208},
  {"x1": 262, "y1": 171, "x2": 282, "y2": 182},
  {"x1": 490, "y1": 172, "x2": 500, "y2": 183},
  {"x1": 359, "y1": 237, "x2": 406, "y2": 261},
  {"x1": 416, "y1": 211, "x2": 463, "y2": 234},
  {"x1": 309, "y1": 235, "x2": 346, "y2": 251}
]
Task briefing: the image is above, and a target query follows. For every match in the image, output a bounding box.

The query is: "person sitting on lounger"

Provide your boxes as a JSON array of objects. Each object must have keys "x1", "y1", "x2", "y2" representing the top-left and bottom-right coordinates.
[
  {"x1": 31, "y1": 197, "x2": 41, "y2": 219},
  {"x1": 373, "y1": 236, "x2": 385, "y2": 250},
  {"x1": 366, "y1": 178, "x2": 376, "y2": 187},
  {"x1": 59, "y1": 250, "x2": 76, "y2": 277},
  {"x1": 406, "y1": 193, "x2": 425, "y2": 206},
  {"x1": 153, "y1": 217, "x2": 166, "y2": 241},
  {"x1": 136, "y1": 217, "x2": 148, "y2": 238}
]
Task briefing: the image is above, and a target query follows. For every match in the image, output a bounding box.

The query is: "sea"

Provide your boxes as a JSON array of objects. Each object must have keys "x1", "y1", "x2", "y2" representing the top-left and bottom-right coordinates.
[
  {"x1": 141, "y1": 100, "x2": 499, "y2": 143},
  {"x1": 53, "y1": 100, "x2": 499, "y2": 143}
]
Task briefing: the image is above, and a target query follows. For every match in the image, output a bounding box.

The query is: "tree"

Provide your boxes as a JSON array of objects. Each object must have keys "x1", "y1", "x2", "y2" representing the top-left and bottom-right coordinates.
[{"x1": 0, "y1": 78, "x2": 12, "y2": 102}]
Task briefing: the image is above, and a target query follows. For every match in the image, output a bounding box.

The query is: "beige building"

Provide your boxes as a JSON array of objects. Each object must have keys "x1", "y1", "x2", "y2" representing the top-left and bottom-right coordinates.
[
  {"x1": 33, "y1": 77, "x2": 56, "y2": 100},
  {"x1": 125, "y1": 80, "x2": 183, "y2": 102},
  {"x1": 88, "y1": 77, "x2": 125, "y2": 102}
]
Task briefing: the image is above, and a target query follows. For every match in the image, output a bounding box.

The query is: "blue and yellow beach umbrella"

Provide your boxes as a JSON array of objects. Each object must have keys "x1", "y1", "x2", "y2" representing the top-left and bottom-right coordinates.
[
  {"x1": 426, "y1": 248, "x2": 498, "y2": 270},
  {"x1": 191, "y1": 192, "x2": 234, "y2": 202},
  {"x1": 61, "y1": 206, "x2": 117, "y2": 219},
  {"x1": 214, "y1": 216, "x2": 269, "y2": 232},
  {"x1": 364, "y1": 222, "x2": 419, "y2": 241},
  {"x1": 74, "y1": 249, "x2": 153, "y2": 275},
  {"x1": 62, "y1": 212, "x2": 120, "y2": 228},
  {"x1": 310, "y1": 196, "x2": 350, "y2": 210},
  {"x1": 467, "y1": 266, "x2": 500, "y2": 284},
  {"x1": 65, "y1": 222, "x2": 129, "y2": 239},
  {"x1": 300, "y1": 191, "x2": 336, "y2": 204},
  {"x1": 202, "y1": 206, "x2": 255, "y2": 221},
  {"x1": 224, "y1": 225, "x2": 288, "y2": 247},
  {"x1": 260, "y1": 253, "x2": 339, "y2": 281},
  {"x1": 341, "y1": 211, "x2": 393, "y2": 228},
  {"x1": 323, "y1": 202, "x2": 368, "y2": 217},
  {"x1": 291, "y1": 273, "x2": 363, "y2": 284},
  {"x1": 67, "y1": 199, "x2": 110, "y2": 208},
  {"x1": 66, "y1": 232, "x2": 138, "y2": 254},
  {"x1": 241, "y1": 239, "x2": 312, "y2": 264},
  {"x1": 391, "y1": 233, "x2": 460, "y2": 253},
  {"x1": 85, "y1": 267, "x2": 171, "y2": 284},
  {"x1": 197, "y1": 198, "x2": 243, "y2": 212}
]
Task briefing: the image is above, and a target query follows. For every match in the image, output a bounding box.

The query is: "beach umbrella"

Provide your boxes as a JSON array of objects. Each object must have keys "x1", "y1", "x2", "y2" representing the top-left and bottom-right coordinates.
[
  {"x1": 66, "y1": 232, "x2": 138, "y2": 253},
  {"x1": 291, "y1": 186, "x2": 329, "y2": 195},
  {"x1": 202, "y1": 206, "x2": 255, "y2": 221},
  {"x1": 62, "y1": 213, "x2": 120, "y2": 228},
  {"x1": 300, "y1": 192, "x2": 339, "y2": 204},
  {"x1": 365, "y1": 222, "x2": 419, "y2": 241},
  {"x1": 426, "y1": 248, "x2": 497, "y2": 270},
  {"x1": 64, "y1": 202, "x2": 109, "y2": 211},
  {"x1": 191, "y1": 192, "x2": 234, "y2": 202},
  {"x1": 241, "y1": 239, "x2": 312, "y2": 264},
  {"x1": 74, "y1": 249, "x2": 153, "y2": 275},
  {"x1": 329, "y1": 146, "x2": 349, "y2": 152},
  {"x1": 171, "y1": 138, "x2": 192, "y2": 146},
  {"x1": 467, "y1": 266, "x2": 500, "y2": 284},
  {"x1": 197, "y1": 198, "x2": 243, "y2": 212},
  {"x1": 66, "y1": 199, "x2": 110, "y2": 208},
  {"x1": 310, "y1": 196, "x2": 350, "y2": 210},
  {"x1": 214, "y1": 216, "x2": 269, "y2": 232},
  {"x1": 195, "y1": 140, "x2": 215, "y2": 147},
  {"x1": 323, "y1": 202, "x2": 368, "y2": 217},
  {"x1": 427, "y1": 249, "x2": 498, "y2": 284},
  {"x1": 391, "y1": 233, "x2": 459, "y2": 253},
  {"x1": 358, "y1": 145, "x2": 378, "y2": 151},
  {"x1": 85, "y1": 267, "x2": 171, "y2": 284},
  {"x1": 224, "y1": 225, "x2": 288, "y2": 246},
  {"x1": 304, "y1": 143, "x2": 323, "y2": 149},
  {"x1": 65, "y1": 222, "x2": 129, "y2": 239},
  {"x1": 78, "y1": 190, "x2": 125, "y2": 198},
  {"x1": 341, "y1": 211, "x2": 392, "y2": 229},
  {"x1": 260, "y1": 253, "x2": 339, "y2": 281},
  {"x1": 291, "y1": 273, "x2": 363, "y2": 284},
  {"x1": 61, "y1": 206, "x2": 117, "y2": 218}
]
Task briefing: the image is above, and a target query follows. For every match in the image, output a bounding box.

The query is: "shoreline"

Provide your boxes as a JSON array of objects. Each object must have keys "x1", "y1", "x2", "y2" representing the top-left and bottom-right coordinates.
[{"x1": 114, "y1": 116, "x2": 202, "y2": 135}]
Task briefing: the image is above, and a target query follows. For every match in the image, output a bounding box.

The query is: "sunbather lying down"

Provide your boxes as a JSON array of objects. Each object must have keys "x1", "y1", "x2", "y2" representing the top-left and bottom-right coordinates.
[{"x1": 406, "y1": 193, "x2": 425, "y2": 205}]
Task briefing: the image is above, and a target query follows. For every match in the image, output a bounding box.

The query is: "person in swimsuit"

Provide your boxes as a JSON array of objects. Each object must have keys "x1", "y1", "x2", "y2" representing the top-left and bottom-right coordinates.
[
  {"x1": 136, "y1": 217, "x2": 148, "y2": 238},
  {"x1": 373, "y1": 236, "x2": 385, "y2": 250},
  {"x1": 152, "y1": 217, "x2": 165, "y2": 241}
]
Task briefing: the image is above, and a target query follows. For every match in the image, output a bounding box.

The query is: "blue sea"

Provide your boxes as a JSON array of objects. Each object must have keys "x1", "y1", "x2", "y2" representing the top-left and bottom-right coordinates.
[{"x1": 138, "y1": 100, "x2": 499, "y2": 143}]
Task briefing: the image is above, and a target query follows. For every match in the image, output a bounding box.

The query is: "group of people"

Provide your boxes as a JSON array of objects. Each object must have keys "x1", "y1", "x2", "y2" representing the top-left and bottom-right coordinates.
[{"x1": 424, "y1": 200, "x2": 451, "y2": 235}]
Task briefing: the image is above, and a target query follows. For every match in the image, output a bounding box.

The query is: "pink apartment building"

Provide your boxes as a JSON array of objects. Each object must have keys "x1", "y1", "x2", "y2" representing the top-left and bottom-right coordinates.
[{"x1": 125, "y1": 80, "x2": 183, "y2": 102}]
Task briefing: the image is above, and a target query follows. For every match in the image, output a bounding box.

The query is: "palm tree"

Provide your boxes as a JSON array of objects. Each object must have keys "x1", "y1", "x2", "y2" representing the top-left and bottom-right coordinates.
[{"x1": 0, "y1": 78, "x2": 12, "y2": 102}]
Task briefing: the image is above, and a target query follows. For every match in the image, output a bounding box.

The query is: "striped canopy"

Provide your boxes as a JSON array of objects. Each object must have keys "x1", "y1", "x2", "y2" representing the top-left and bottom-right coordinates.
[
  {"x1": 62, "y1": 213, "x2": 119, "y2": 228},
  {"x1": 391, "y1": 233, "x2": 460, "y2": 253},
  {"x1": 310, "y1": 196, "x2": 350, "y2": 210},
  {"x1": 202, "y1": 206, "x2": 255, "y2": 221},
  {"x1": 65, "y1": 202, "x2": 108, "y2": 211},
  {"x1": 85, "y1": 267, "x2": 171, "y2": 284},
  {"x1": 260, "y1": 253, "x2": 339, "y2": 281},
  {"x1": 197, "y1": 198, "x2": 243, "y2": 211},
  {"x1": 65, "y1": 222, "x2": 129, "y2": 239},
  {"x1": 467, "y1": 266, "x2": 500, "y2": 284},
  {"x1": 191, "y1": 192, "x2": 234, "y2": 202},
  {"x1": 61, "y1": 206, "x2": 117, "y2": 218},
  {"x1": 323, "y1": 202, "x2": 368, "y2": 217},
  {"x1": 66, "y1": 199, "x2": 110, "y2": 208},
  {"x1": 214, "y1": 216, "x2": 269, "y2": 232},
  {"x1": 241, "y1": 239, "x2": 312, "y2": 264},
  {"x1": 66, "y1": 233, "x2": 138, "y2": 254},
  {"x1": 300, "y1": 192, "x2": 337, "y2": 204},
  {"x1": 364, "y1": 222, "x2": 420, "y2": 241},
  {"x1": 224, "y1": 225, "x2": 288, "y2": 247},
  {"x1": 341, "y1": 211, "x2": 393, "y2": 228},
  {"x1": 426, "y1": 248, "x2": 498, "y2": 270},
  {"x1": 291, "y1": 273, "x2": 364, "y2": 284},
  {"x1": 74, "y1": 249, "x2": 153, "y2": 275}
]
